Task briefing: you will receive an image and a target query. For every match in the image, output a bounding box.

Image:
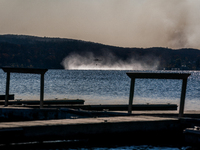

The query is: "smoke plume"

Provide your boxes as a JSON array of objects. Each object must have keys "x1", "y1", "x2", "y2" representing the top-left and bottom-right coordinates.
[
  {"x1": 1, "y1": 0, "x2": 200, "y2": 49},
  {"x1": 61, "y1": 52, "x2": 159, "y2": 70}
]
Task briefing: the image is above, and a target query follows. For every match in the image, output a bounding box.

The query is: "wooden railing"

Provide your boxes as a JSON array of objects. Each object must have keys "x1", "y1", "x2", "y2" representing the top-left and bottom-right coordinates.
[
  {"x1": 1, "y1": 67, "x2": 48, "y2": 108},
  {"x1": 126, "y1": 72, "x2": 191, "y2": 117}
]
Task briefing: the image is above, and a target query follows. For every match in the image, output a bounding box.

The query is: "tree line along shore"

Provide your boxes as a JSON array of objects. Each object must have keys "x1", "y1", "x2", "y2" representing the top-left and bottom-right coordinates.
[{"x1": 0, "y1": 34, "x2": 200, "y2": 70}]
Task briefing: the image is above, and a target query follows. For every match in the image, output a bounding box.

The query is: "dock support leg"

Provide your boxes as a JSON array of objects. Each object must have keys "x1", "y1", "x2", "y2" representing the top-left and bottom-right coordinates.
[
  {"x1": 128, "y1": 78, "x2": 135, "y2": 114},
  {"x1": 179, "y1": 78, "x2": 188, "y2": 118},
  {"x1": 5, "y1": 72, "x2": 10, "y2": 106},
  {"x1": 40, "y1": 73, "x2": 44, "y2": 108}
]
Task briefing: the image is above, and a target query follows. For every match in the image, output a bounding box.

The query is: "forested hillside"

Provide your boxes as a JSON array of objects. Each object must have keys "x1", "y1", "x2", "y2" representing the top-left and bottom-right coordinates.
[{"x1": 0, "y1": 34, "x2": 200, "y2": 70}]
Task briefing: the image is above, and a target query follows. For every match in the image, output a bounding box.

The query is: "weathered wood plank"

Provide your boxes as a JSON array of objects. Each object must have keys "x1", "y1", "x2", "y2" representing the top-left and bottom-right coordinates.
[{"x1": 0, "y1": 116, "x2": 179, "y2": 144}]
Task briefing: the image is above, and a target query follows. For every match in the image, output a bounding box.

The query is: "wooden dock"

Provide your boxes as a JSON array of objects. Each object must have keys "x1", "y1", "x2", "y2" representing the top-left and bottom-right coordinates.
[
  {"x1": 0, "y1": 115, "x2": 181, "y2": 145},
  {"x1": 0, "y1": 107, "x2": 200, "y2": 145}
]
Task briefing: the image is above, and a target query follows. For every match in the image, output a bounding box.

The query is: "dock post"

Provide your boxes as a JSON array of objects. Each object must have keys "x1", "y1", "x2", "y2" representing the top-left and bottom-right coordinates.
[
  {"x1": 5, "y1": 72, "x2": 10, "y2": 106},
  {"x1": 128, "y1": 78, "x2": 135, "y2": 114},
  {"x1": 40, "y1": 73, "x2": 44, "y2": 108},
  {"x1": 179, "y1": 78, "x2": 188, "y2": 118}
]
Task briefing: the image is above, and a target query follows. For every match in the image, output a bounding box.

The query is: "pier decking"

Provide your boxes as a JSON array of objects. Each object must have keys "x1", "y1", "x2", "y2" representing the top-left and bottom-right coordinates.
[
  {"x1": 0, "y1": 105, "x2": 200, "y2": 145},
  {"x1": 0, "y1": 115, "x2": 181, "y2": 145}
]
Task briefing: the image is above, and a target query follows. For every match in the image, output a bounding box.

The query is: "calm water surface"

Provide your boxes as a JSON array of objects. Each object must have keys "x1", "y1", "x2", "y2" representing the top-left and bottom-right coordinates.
[{"x1": 0, "y1": 69, "x2": 200, "y2": 110}]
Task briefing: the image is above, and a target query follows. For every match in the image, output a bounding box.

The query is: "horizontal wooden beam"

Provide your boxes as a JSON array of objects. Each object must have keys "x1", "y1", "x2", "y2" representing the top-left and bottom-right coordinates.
[
  {"x1": 59, "y1": 104, "x2": 178, "y2": 111},
  {"x1": 2, "y1": 67, "x2": 48, "y2": 74},
  {"x1": 0, "y1": 99, "x2": 85, "y2": 105},
  {"x1": 126, "y1": 72, "x2": 191, "y2": 79}
]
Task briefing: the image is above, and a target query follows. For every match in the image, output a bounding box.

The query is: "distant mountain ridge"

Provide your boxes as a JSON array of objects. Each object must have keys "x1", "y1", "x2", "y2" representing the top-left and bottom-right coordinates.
[{"x1": 0, "y1": 34, "x2": 200, "y2": 70}]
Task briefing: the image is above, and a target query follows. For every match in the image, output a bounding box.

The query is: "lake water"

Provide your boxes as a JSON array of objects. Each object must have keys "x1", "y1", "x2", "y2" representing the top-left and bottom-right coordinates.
[{"x1": 0, "y1": 69, "x2": 200, "y2": 110}]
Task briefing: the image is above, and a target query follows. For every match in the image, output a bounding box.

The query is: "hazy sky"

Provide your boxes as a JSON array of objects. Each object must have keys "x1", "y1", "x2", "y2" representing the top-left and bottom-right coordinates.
[{"x1": 1, "y1": 0, "x2": 200, "y2": 49}]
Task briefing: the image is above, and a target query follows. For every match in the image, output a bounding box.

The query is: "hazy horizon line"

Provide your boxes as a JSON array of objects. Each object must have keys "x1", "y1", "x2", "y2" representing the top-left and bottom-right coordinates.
[{"x1": 1, "y1": 33, "x2": 198, "y2": 50}]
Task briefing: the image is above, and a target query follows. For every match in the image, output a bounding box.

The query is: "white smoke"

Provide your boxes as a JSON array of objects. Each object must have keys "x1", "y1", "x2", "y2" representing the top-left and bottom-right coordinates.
[{"x1": 61, "y1": 52, "x2": 159, "y2": 70}]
